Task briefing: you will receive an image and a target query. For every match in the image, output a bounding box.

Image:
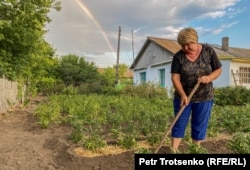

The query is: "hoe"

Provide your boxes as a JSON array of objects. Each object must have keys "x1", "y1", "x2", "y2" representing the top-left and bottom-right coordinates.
[{"x1": 154, "y1": 82, "x2": 200, "y2": 154}]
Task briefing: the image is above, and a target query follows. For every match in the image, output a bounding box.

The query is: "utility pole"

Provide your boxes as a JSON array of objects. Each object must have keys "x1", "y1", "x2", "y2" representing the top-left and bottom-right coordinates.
[
  {"x1": 132, "y1": 29, "x2": 135, "y2": 61},
  {"x1": 132, "y1": 29, "x2": 137, "y2": 84},
  {"x1": 115, "y1": 26, "x2": 121, "y2": 85}
]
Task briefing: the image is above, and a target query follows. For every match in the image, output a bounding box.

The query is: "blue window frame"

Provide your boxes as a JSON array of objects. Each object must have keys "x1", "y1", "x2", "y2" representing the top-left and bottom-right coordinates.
[
  {"x1": 159, "y1": 69, "x2": 165, "y2": 87},
  {"x1": 140, "y1": 72, "x2": 146, "y2": 84}
]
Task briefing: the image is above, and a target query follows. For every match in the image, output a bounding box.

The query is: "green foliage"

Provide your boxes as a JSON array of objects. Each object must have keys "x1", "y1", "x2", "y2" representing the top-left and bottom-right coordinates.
[
  {"x1": 33, "y1": 93, "x2": 173, "y2": 149},
  {"x1": 99, "y1": 67, "x2": 116, "y2": 86},
  {"x1": 135, "y1": 148, "x2": 152, "y2": 154},
  {"x1": 118, "y1": 135, "x2": 138, "y2": 149},
  {"x1": 209, "y1": 105, "x2": 250, "y2": 134},
  {"x1": 33, "y1": 84, "x2": 250, "y2": 153},
  {"x1": 227, "y1": 133, "x2": 250, "y2": 154},
  {"x1": 34, "y1": 99, "x2": 61, "y2": 128},
  {"x1": 121, "y1": 82, "x2": 168, "y2": 99},
  {"x1": 78, "y1": 82, "x2": 106, "y2": 94},
  {"x1": 146, "y1": 133, "x2": 164, "y2": 145},
  {"x1": 70, "y1": 128, "x2": 84, "y2": 144},
  {"x1": 37, "y1": 77, "x2": 56, "y2": 95},
  {"x1": 214, "y1": 86, "x2": 250, "y2": 106},
  {"x1": 100, "y1": 64, "x2": 131, "y2": 86},
  {"x1": 83, "y1": 135, "x2": 107, "y2": 151},
  {"x1": 185, "y1": 141, "x2": 208, "y2": 154},
  {"x1": 0, "y1": 0, "x2": 61, "y2": 98},
  {"x1": 58, "y1": 54, "x2": 100, "y2": 85},
  {"x1": 62, "y1": 85, "x2": 78, "y2": 95}
]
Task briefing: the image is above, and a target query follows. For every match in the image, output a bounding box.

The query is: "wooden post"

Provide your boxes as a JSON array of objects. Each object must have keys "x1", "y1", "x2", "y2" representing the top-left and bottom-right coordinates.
[{"x1": 115, "y1": 26, "x2": 121, "y2": 85}]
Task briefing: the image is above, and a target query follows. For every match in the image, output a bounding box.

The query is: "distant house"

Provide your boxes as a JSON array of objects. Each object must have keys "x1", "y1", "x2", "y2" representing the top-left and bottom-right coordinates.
[{"x1": 130, "y1": 37, "x2": 250, "y2": 91}]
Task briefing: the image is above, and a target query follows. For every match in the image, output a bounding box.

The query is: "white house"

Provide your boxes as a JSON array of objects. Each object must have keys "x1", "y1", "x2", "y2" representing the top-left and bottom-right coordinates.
[{"x1": 130, "y1": 37, "x2": 250, "y2": 91}]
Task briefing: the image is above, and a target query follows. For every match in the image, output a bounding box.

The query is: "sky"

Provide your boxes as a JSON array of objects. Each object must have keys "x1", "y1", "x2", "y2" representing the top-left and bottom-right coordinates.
[{"x1": 45, "y1": 0, "x2": 250, "y2": 68}]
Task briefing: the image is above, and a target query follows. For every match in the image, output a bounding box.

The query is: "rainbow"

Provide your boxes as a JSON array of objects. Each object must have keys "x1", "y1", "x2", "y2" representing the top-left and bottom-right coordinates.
[{"x1": 75, "y1": 0, "x2": 116, "y2": 56}]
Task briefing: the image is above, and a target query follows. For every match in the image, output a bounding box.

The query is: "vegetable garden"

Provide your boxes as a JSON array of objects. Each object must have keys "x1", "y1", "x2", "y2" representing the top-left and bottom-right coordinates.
[{"x1": 34, "y1": 84, "x2": 250, "y2": 154}]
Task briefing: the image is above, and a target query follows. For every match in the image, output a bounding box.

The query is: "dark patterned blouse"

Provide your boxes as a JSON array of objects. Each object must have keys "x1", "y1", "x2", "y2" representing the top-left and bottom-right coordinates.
[{"x1": 171, "y1": 44, "x2": 222, "y2": 102}]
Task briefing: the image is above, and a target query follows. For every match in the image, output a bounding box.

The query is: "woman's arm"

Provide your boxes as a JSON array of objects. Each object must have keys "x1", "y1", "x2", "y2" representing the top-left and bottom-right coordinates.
[
  {"x1": 171, "y1": 73, "x2": 189, "y2": 106},
  {"x1": 199, "y1": 67, "x2": 222, "y2": 84}
]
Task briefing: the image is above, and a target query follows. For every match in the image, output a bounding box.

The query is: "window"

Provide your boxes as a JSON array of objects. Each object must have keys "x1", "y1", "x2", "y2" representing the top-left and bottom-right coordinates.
[
  {"x1": 140, "y1": 72, "x2": 146, "y2": 84},
  {"x1": 159, "y1": 69, "x2": 165, "y2": 87},
  {"x1": 239, "y1": 67, "x2": 250, "y2": 84}
]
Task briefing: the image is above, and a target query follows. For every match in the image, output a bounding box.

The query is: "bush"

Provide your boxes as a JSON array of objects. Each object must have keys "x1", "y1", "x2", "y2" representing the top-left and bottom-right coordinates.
[
  {"x1": 227, "y1": 133, "x2": 250, "y2": 153},
  {"x1": 120, "y1": 83, "x2": 168, "y2": 99},
  {"x1": 214, "y1": 86, "x2": 250, "y2": 106}
]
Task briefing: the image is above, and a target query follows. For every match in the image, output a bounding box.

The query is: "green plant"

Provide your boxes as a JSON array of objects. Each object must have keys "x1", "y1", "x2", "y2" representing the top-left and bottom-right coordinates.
[
  {"x1": 147, "y1": 133, "x2": 164, "y2": 145},
  {"x1": 111, "y1": 128, "x2": 121, "y2": 139},
  {"x1": 135, "y1": 148, "x2": 152, "y2": 154},
  {"x1": 33, "y1": 87, "x2": 250, "y2": 153},
  {"x1": 227, "y1": 133, "x2": 250, "y2": 153},
  {"x1": 185, "y1": 141, "x2": 208, "y2": 154},
  {"x1": 118, "y1": 135, "x2": 137, "y2": 149},
  {"x1": 34, "y1": 100, "x2": 61, "y2": 128},
  {"x1": 214, "y1": 86, "x2": 250, "y2": 106},
  {"x1": 83, "y1": 135, "x2": 107, "y2": 151},
  {"x1": 62, "y1": 85, "x2": 78, "y2": 95},
  {"x1": 70, "y1": 128, "x2": 83, "y2": 144}
]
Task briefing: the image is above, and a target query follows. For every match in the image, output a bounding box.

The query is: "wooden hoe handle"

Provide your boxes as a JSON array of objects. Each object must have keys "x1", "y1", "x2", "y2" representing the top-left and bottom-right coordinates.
[{"x1": 154, "y1": 82, "x2": 200, "y2": 154}]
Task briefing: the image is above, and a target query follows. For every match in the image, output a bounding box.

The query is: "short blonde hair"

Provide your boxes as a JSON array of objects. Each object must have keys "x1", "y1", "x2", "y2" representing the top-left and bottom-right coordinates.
[{"x1": 177, "y1": 27, "x2": 198, "y2": 46}]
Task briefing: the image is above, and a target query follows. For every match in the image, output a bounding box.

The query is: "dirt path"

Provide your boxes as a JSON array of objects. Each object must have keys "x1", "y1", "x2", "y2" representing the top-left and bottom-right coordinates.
[
  {"x1": 0, "y1": 96, "x2": 233, "y2": 170},
  {"x1": 0, "y1": 97, "x2": 134, "y2": 170}
]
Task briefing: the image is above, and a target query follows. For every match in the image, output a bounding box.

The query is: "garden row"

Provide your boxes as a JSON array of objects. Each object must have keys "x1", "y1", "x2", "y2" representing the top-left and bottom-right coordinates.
[{"x1": 34, "y1": 85, "x2": 250, "y2": 153}]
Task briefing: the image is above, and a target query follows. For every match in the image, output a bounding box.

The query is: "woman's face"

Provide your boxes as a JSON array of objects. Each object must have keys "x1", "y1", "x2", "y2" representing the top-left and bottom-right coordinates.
[{"x1": 181, "y1": 42, "x2": 197, "y2": 54}]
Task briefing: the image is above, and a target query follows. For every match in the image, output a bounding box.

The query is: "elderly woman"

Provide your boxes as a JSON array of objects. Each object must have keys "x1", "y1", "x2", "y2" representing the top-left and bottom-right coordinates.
[{"x1": 170, "y1": 27, "x2": 222, "y2": 152}]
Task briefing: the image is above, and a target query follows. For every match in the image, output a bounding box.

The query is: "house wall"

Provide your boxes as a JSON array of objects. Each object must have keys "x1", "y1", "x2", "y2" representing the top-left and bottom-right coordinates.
[
  {"x1": 133, "y1": 69, "x2": 147, "y2": 85},
  {"x1": 134, "y1": 59, "x2": 234, "y2": 90},
  {"x1": 147, "y1": 65, "x2": 172, "y2": 86},
  {"x1": 133, "y1": 41, "x2": 250, "y2": 93},
  {"x1": 231, "y1": 61, "x2": 250, "y2": 89},
  {"x1": 133, "y1": 42, "x2": 173, "y2": 85},
  {"x1": 134, "y1": 43, "x2": 172, "y2": 70},
  {"x1": 133, "y1": 64, "x2": 173, "y2": 95},
  {"x1": 134, "y1": 58, "x2": 250, "y2": 93},
  {"x1": 212, "y1": 60, "x2": 230, "y2": 88}
]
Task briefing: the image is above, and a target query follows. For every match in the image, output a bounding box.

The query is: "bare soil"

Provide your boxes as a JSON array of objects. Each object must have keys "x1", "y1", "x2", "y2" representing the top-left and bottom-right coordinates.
[{"x1": 0, "y1": 96, "x2": 234, "y2": 170}]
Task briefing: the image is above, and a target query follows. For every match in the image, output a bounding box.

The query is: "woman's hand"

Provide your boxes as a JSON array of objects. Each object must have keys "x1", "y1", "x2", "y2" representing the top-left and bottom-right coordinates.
[
  {"x1": 180, "y1": 94, "x2": 189, "y2": 106},
  {"x1": 198, "y1": 76, "x2": 211, "y2": 84}
]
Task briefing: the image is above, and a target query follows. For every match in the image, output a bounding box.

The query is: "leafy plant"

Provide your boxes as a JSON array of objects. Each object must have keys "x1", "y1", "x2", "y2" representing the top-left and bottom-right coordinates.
[
  {"x1": 185, "y1": 141, "x2": 208, "y2": 154},
  {"x1": 83, "y1": 135, "x2": 107, "y2": 151},
  {"x1": 214, "y1": 86, "x2": 250, "y2": 106},
  {"x1": 70, "y1": 128, "x2": 83, "y2": 144},
  {"x1": 118, "y1": 135, "x2": 137, "y2": 149},
  {"x1": 227, "y1": 133, "x2": 250, "y2": 153},
  {"x1": 135, "y1": 148, "x2": 152, "y2": 154},
  {"x1": 33, "y1": 84, "x2": 250, "y2": 153}
]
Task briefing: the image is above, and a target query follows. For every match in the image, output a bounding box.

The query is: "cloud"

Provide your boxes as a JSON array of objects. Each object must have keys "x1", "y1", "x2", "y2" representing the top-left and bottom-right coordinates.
[
  {"x1": 212, "y1": 21, "x2": 239, "y2": 34},
  {"x1": 45, "y1": 0, "x2": 246, "y2": 67}
]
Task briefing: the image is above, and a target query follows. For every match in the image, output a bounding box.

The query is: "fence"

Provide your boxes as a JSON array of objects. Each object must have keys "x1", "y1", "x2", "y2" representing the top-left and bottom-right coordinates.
[{"x1": 0, "y1": 78, "x2": 19, "y2": 114}]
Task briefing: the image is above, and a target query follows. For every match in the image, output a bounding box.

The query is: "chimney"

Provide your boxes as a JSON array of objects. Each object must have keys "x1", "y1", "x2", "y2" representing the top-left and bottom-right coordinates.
[{"x1": 222, "y1": 37, "x2": 229, "y2": 51}]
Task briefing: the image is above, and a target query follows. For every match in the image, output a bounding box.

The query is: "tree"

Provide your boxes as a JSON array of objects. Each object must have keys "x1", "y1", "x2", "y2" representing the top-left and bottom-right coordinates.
[
  {"x1": 58, "y1": 54, "x2": 100, "y2": 85},
  {"x1": 100, "y1": 63, "x2": 130, "y2": 86},
  {"x1": 0, "y1": 0, "x2": 61, "y2": 81}
]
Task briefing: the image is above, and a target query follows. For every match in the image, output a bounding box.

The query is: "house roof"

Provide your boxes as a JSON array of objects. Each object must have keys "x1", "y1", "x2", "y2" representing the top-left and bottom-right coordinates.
[
  {"x1": 149, "y1": 37, "x2": 181, "y2": 54},
  {"x1": 130, "y1": 37, "x2": 250, "y2": 69},
  {"x1": 211, "y1": 44, "x2": 250, "y2": 58}
]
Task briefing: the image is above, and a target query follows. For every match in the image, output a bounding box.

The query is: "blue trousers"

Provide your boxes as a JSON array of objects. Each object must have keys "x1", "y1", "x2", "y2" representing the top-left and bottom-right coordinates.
[{"x1": 171, "y1": 97, "x2": 213, "y2": 140}]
